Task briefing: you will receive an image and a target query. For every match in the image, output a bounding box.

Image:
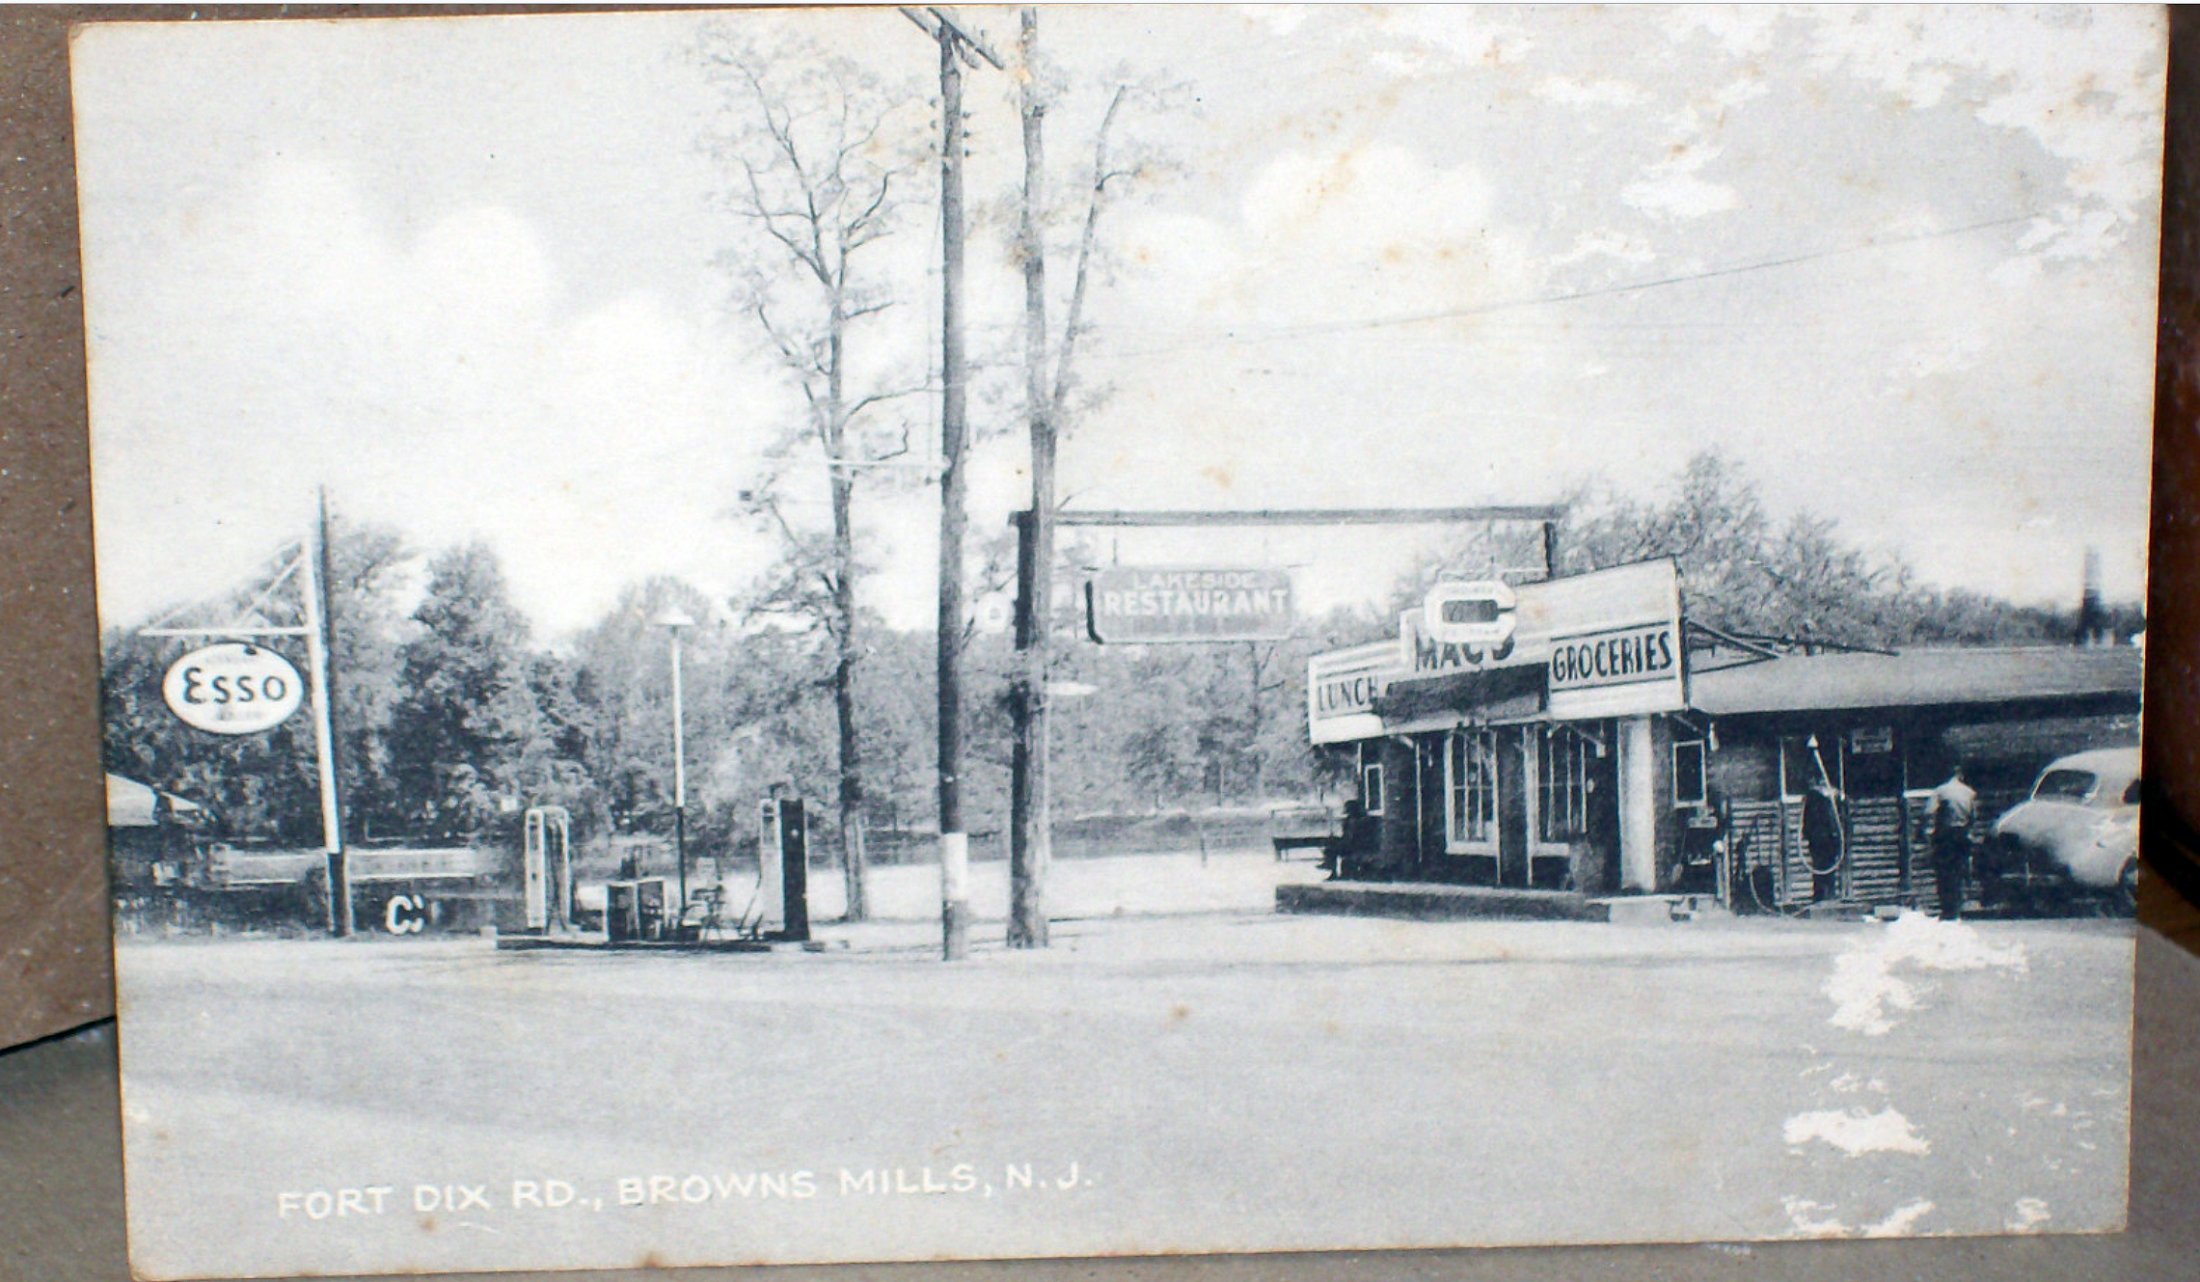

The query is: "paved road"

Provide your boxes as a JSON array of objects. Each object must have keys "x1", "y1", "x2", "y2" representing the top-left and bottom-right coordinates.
[{"x1": 112, "y1": 911, "x2": 2133, "y2": 1278}]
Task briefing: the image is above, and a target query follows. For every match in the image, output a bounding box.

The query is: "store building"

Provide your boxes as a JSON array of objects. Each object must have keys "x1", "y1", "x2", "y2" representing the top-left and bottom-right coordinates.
[{"x1": 1305, "y1": 561, "x2": 2142, "y2": 910}]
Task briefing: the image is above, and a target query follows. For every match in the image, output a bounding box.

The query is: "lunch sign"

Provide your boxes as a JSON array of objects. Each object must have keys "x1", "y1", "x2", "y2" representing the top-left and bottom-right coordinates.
[{"x1": 1307, "y1": 559, "x2": 1685, "y2": 743}]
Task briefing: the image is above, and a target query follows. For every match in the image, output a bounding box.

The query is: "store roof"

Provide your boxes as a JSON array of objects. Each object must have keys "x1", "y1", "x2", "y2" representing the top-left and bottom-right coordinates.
[{"x1": 1687, "y1": 646, "x2": 2142, "y2": 717}]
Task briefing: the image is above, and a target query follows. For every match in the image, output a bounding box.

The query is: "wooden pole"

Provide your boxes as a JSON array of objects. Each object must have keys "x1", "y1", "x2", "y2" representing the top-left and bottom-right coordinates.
[
  {"x1": 304, "y1": 488, "x2": 351, "y2": 936},
  {"x1": 1008, "y1": 6, "x2": 1053, "y2": 949},
  {"x1": 670, "y1": 623, "x2": 687, "y2": 913},
  {"x1": 935, "y1": 18, "x2": 972, "y2": 961}
]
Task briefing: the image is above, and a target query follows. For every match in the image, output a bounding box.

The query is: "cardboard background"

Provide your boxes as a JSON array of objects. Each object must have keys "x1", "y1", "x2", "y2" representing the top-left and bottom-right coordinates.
[{"x1": 6, "y1": 6, "x2": 2200, "y2": 1280}]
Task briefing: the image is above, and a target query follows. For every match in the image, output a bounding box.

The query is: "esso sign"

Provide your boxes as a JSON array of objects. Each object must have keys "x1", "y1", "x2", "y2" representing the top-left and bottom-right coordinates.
[
  {"x1": 1424, "y1": 580, "x2": 1517, "y2": 645},
  {"x1": 161, "y1": 643, "x2": 305, "y2": 735}
]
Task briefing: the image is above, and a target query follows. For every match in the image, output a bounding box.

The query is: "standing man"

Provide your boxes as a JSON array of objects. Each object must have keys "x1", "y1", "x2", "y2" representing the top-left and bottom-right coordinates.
[{"x1": 1929, "y1": 763, "x2": 1980, "y2": 920}]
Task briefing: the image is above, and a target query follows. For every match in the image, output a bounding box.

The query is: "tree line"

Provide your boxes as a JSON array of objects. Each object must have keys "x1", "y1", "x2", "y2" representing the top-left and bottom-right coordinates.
[
  {"x1": 101, "y1": 450, "x2": 2135, "y2": 877},
  {"x1": 99, "y1": 523, "x2": 1344, "y2": 864}
]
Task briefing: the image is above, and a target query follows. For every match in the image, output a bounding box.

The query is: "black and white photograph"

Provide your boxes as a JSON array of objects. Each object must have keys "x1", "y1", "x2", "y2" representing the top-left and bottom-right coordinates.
[{"x1": 71, "y1": 5, "x2": 2163, "y2": 1278}]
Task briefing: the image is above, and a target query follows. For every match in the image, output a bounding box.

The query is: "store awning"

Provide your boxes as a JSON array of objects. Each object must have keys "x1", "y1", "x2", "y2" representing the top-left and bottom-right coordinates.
[
  {"x1": 1374, "y1": 664, "x2": 1546, "y2": 734},
  {"x1": 106, "y1": 773, "x2": 204, "y2": 828},
  {"x1": 1688, "y1": 646, "x2": 2141, "y2": 718}
]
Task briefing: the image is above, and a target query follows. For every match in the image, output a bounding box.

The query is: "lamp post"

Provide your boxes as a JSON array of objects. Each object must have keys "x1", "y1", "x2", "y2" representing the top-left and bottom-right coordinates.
[{"x1": 657, "y1": 608, "x2": 695, "y2": 911}]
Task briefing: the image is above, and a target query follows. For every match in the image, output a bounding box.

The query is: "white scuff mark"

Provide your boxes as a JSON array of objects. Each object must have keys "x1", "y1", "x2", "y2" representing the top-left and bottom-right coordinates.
[
  {"x1": 2007, "y1": 1198, "x2": 2051, "y2": 1232},
  {"x1": 1825, "y1": 911, "x2": 2028, "y2": 1036},
  {"x1": 1831, "y1": 1071, "x2": 1863, "y2": 1093},
  {"x1": 1799, "y1": 1061, "x2": 1835, "y2": 1078},
  {"x1": 1784, "y1": 1107, "x2": 1932, "y2": 1156},
  {"x1": 1780, "y1": 1195, "x2": 1849, "y2": 1236},
  {"x1": 1863, "y1": 1198, "x2": 1936, "y2": 1237}
]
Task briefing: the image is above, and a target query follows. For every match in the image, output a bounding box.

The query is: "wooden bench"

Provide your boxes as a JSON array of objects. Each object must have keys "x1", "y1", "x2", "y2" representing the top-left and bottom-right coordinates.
[{"x1": 1272, "y1": 834, "x2": 1336, "y2": 862}]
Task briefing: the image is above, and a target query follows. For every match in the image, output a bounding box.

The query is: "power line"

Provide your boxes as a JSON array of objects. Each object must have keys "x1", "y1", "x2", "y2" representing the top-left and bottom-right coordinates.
[{"x1": 1082, "y1": 210, "x2": 2039, "y2": 363}]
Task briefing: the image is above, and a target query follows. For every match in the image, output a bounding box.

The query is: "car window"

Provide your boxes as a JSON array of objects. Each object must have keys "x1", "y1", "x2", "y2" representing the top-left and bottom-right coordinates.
[
  {"x1": 2034, "y1": 769, "x2": 2098, "y2": 802},
  {"x1": 2122, "y1": 778, "x2": 2143, "y2": 806}
]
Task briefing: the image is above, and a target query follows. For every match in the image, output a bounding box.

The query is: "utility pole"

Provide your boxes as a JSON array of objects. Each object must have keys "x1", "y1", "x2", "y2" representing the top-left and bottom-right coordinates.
[
  {"x1": 905, "y1": 5, "x2": 1001, "y2": 961},
  {"x1": 657, "y1": 609, "x2": 694, "y2": 913},
  {"x1": 306, "y1": 488, "x2": 352, "y2": 936},
  {"x1": 1008, "y1": 6, "x2": 1052, "y2": 949}
]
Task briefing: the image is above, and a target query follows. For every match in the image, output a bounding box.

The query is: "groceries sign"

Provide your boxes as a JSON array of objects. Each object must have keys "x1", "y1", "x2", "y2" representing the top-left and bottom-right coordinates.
[
  {"x1": 1086, "y1": 566, "x2": 1294, "y2": 643},
  {"x1": 1305, "y1": 559, "x2": 1686, "y2": 742}
]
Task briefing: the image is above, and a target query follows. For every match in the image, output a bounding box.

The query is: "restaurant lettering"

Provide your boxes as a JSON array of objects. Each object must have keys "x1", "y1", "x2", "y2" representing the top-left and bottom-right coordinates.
[{"x1": 1088, "y1": 567, "x2": 1294, "y2": 643}]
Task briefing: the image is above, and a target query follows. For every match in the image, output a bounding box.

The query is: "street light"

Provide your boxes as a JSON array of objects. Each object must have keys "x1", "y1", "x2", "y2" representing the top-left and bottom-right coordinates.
[{"x1": 656, "y1": 607, "x2": 696, "y2": 913}]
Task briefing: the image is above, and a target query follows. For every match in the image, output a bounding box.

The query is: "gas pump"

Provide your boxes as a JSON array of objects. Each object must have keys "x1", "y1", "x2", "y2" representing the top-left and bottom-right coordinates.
[
  {"x1": 758, "y1": 796, "x2": 810, "y2": 943},
  {"x1": 521, "y1": 806, "x2": 573, "y2": 932}
]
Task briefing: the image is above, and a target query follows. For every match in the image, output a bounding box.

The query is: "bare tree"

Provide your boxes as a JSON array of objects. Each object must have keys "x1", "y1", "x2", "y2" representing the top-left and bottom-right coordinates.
[
  {"x1": 1008, "y1": 8, "x2": 1175, "y2": 947},
  {"x1": 699, "y1": 29, "x2": 929, "y2": 922}
]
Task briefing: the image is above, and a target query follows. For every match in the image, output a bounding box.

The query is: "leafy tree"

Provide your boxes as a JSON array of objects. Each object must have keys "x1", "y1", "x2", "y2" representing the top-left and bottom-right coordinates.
[
  {"x1": 698, "y1": 23, "x2": 931, "y2": 921},
  {"x1": 1410, "y1": 449, "x2": 2137, "y2": 652},
  {"x1": 100, "y1": 520, "x2": 413, "y2": 845},
  {"x1": 386, "y1": 543, "x2": 541, "y2": 842}
]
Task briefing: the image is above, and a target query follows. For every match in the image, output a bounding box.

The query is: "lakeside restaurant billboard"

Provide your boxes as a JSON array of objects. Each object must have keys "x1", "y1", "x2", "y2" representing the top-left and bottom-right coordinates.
[
  {"x1": 1086, "y1": 566, "x2": 1295, "y2": 643},
  {"x1": 1307, "y1": 559, "x2": 1686, "y2": 743}
]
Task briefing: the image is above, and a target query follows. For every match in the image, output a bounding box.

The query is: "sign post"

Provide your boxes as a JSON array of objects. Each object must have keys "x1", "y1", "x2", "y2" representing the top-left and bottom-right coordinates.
[{"x1": 141, "y1": 494, "x2": 354, "y2": 935}]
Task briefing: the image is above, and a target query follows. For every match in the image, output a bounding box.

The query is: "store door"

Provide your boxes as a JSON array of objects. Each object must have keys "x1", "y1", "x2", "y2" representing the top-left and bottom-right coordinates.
[
  {"x1": 1497, "y1": 728, "x2": 1530, "y2": 888},
  {"x1": 1417, "y1": 738, "x2": 1446, "y2": 876}
]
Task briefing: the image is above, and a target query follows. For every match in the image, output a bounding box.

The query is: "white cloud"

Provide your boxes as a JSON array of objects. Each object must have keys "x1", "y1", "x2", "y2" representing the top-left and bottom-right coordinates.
[
  {"x1": 1534, "y1": 75, "x2": 1648, "y2": 109},
  {"x1": 1369, "y1": 7, "x2": 1535, "y2": 74},
  {"x1": 1809, "y1": 6, "x2": 2166, "y2": 262},
  {"x1": 1622, "y1": 138, "x2": 1737, "y2": 221},
  {"x1": 1550, "y1": 228, "x2": 1656, "y2": 269},
  {"x1": 85, "y1": 157, "x2": 786, "y2": 635}
]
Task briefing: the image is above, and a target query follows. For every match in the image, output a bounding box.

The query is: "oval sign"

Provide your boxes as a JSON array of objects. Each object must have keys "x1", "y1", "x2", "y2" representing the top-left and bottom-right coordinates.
[
  {"x1": 161, "y1": 643, "x2": 305, "y2": 735},
  {"x1": 1424, "y1": 580, "x2": 1517, "y2": 645}
]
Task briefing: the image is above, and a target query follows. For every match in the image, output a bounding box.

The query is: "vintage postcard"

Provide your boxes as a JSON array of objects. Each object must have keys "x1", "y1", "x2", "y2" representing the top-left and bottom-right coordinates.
[{"x1": 73, "y1": 5, "x2": 2162, "y2": 1278}]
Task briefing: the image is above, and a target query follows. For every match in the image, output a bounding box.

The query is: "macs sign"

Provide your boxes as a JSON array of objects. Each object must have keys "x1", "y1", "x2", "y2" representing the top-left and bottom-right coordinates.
[
  {"x1": 162, "y1": 643, "x2": 305, "y2": 735},
  {"x1": 1304, "y1": 559, "x2": 1687, "y2": 740}
]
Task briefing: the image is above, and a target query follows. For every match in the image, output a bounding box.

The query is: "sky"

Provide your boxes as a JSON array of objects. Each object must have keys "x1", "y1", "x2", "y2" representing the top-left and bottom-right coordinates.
[{"x1": 69, "y1": 4, "x2": 2166, "y2": 642}]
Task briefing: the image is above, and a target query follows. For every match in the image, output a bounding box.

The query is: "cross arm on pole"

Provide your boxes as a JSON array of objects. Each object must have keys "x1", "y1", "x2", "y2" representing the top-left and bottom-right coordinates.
[
  {"x1": 1047, "y1": 505, "x2": 1567, "y2": 528},
  {"x1": 137, "y1": 625, "x2": 314, "y2": 638}
]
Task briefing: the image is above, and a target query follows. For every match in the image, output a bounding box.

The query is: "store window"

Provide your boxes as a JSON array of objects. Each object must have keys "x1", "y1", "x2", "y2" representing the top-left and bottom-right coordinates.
[
  {"x1": 1361, "y1": 762, "x2": 1385, "y2": 816},
  {"x1": 1446, "y1": 729, "x2": 1497, "y2": 850},
  {"x1": 1539, "y1": 727, "x2": 1591, "y2": 842},
  {"x1": 1672, "y1": 740, "x2": 1707, "y2": 807}
]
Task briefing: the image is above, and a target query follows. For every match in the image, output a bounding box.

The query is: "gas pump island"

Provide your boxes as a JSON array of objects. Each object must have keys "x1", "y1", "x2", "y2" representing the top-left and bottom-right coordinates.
[{"x1": 497, "y1": 798, "x2": 814, "y2": 953}]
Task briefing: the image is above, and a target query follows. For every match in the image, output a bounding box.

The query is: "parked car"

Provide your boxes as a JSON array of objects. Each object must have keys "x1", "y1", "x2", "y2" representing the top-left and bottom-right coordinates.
[{"x1": 1982, "y1": 746, "x2": 2141, "y2": 915}]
